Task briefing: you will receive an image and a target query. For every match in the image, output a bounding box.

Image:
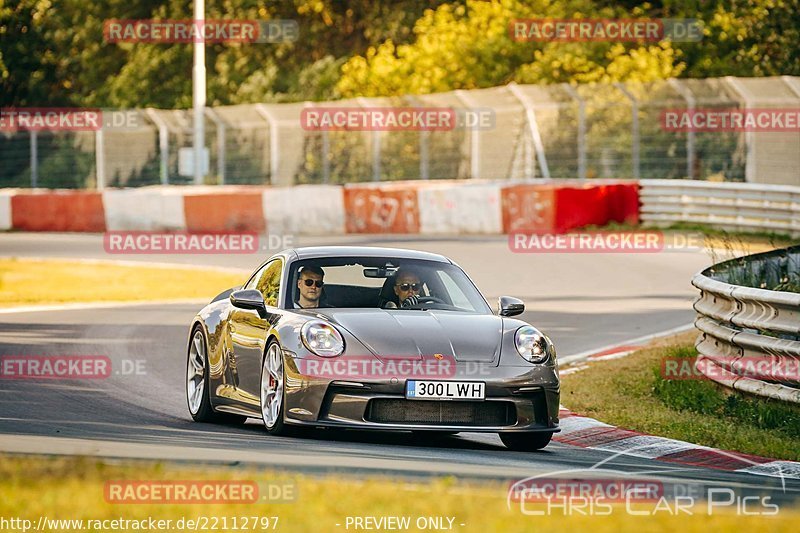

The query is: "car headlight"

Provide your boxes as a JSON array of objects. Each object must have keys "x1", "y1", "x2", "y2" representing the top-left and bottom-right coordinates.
[
  {"x1": 301, "y1": 321, "x2": 344, "y2": 357},
  {"x1": 514, "y1": 326, "x2": 549, "y2": 364}
]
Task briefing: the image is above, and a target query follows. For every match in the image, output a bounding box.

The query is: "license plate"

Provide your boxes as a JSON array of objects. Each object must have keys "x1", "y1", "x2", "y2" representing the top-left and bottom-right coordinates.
[{"x1": 405, "y1": 380, "x2": 485, "y2": 401}]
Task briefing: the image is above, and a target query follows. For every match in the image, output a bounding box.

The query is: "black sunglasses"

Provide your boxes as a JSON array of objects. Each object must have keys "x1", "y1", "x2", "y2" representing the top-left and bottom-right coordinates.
[
  {"x1": 396, "y1": 283, "x2": 421, "y2": 292},
  {"x1": 302, "y1": 279, "x2": 324, "y2": 288}
]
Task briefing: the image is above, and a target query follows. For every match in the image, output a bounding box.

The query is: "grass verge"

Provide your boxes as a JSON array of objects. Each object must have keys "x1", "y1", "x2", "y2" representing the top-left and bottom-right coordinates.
[
  {"x1": 561, "y1": 331, "x2": 800, "y2": 461},
  {"x1": 0, "y1": 258, "x2": 244, "y2": 307},
  {"x1": 1, "y1": 454, "x2": 797, "y2": 532}
]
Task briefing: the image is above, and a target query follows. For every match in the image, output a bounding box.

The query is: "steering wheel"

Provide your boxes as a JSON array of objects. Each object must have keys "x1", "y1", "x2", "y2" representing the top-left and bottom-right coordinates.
[{"x1": 402, "y1": 295, "x2": 445, "y2": 307}]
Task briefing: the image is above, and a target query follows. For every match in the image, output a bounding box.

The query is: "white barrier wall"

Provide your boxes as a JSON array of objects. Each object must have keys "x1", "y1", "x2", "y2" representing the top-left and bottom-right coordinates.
[
  {"x1": 418, "y1": 183, "x2": 503, "y2": 234},
  {"x1": 2, "y1": 180, "x2": 641, "y2": 235},
  {"x1": 0, "y1": 190, "x2": 12, "y2": 230},
  {"x1": 103, "y1": 187, "x2": 187, "y2": 231},
  {"x1": 262, "y1": 185, "x2": 346, "y2": 235}
]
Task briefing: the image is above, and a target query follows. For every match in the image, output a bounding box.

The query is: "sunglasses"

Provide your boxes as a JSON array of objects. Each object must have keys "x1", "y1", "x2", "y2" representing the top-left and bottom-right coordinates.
[
  {"x1": 396, "y1": 283, "x2": 421, "y2": 292},
  {"x1": 302, "y1": 279, "x2": 324, "y2": 288}
]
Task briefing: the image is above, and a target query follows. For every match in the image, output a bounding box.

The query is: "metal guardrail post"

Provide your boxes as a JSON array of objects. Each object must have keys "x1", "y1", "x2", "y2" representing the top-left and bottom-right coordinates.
[
  {"x1": 145, "y1": 109, "x2": 170, "y2": 185},
  {"x1": 560, "y1": 83, "x2": 585, "y2": 181},
  {"x1": 615, "y1": 83, "x2": 640, "y2": 180},
  {"x1": 507, "y1": 82, "x2": 551, "y2": 180},
  {"x1": 204, "y1": 108, "x2": 225, "y2": 185},
  {"x1": 668, "y1": 79, "x2": 696, "y2": 180},
  {"x1": 256, "y1": 104, "x2": 280, "y2": 184},
  {"x1": 29, "y1": 131, "x2": 38, "y2": 188}
]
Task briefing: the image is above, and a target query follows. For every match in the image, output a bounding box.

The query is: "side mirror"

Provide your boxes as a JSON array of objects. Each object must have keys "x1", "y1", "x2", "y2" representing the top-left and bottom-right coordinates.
[
  {"x1": 498, "y1": 296, "x2": 525, "y2": 317},
  {"x1": 230, "y1": 289, "x2": 267, "y2": 318}
]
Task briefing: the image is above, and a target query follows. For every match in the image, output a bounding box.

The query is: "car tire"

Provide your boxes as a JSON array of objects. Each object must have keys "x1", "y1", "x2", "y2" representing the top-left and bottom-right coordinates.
[
  {"x1": 187, "y1": 326, "x2": 247, "y2": 424},
  {"x1": 499, "y1": 431, "x2": 553, "y2": 451},
  {"x1": 260, "y1": 339, "x2": 289, "y2": 435}
]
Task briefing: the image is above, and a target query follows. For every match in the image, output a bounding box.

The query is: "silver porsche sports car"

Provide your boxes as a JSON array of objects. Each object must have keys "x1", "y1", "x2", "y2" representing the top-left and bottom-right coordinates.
[{"x1": 186, "y1": 246, "x2": 560, "y2": 450}]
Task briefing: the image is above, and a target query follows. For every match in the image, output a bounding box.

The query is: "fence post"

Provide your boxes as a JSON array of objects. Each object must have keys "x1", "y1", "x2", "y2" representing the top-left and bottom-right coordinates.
[
  {"x1": 782, "y1": 75, "x2": 800, "y2": 98},
  {"x1": 615, "y1": 82, "x2": 641, "y2": 179},
  {"x1": 95, "y1": 129, "x2": 105, "y2": 190},
  {"x1": 204, "y1": 108, "x2": 225, "y2": 185},
  {"x1": 561, "y1": 83, "x2": 586, "y2": 181},
  {"x1": 356, "y1": 97, "x2": 381, "y2": 181},
  {"x1": 29, "y1": 131, "x2": 38, "y2": 188},
  {"x1": 454, "y1": 90, "x2": 482, "y2": 179},
  {"x1": 722, "y1": 77, "x2": 755, "y2": 183},
  {"x1": 419, "y1": 129, "x2": 430, "y2": 180},
  {"x1": 507, "y1": 83, "x2": 551, "y2": 180},
  {"x1": 145, "y1": 109, "x2": 170, "y2": 185},
  {"x1": 668, "y1": 78, "x2": 696, "y2": 180},
  {"x1": 322, "y1": 129, "x2": 331, "y2": 184},
  {"x1": 306, "y1": 102, "x2": 331, "y2": 184},
  {"x1": 408, "y1": 96, "x2": 429, "y2": 180},
  {"x1": 256, "y1": 104, "x2": 280, "y2": 185}
]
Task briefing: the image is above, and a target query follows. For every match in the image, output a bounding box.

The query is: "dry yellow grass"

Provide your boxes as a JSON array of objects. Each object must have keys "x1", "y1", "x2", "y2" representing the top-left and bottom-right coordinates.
[
  {"x1": 1, "y1": 455, "x2": 797, "y2": 532},
  {"x1": 0, "y1": 258, "x2": 245, "y2": 307}
]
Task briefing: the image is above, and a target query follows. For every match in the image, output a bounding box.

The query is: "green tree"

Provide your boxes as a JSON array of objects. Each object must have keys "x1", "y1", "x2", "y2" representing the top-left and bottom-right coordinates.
[{"x1": 337, "y1": 0, "x2": 683, "y2": 97}]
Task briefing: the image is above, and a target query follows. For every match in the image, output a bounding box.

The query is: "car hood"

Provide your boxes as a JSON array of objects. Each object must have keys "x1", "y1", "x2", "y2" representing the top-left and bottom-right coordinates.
[{"x1": 317, "y1": 309, "x2": 503, "y2": 364}]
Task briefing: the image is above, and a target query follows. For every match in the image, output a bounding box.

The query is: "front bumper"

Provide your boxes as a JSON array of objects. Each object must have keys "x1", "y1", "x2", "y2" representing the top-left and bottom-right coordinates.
[{"x1": 283, "y1": 356, "x2": 560, "y2": 433}]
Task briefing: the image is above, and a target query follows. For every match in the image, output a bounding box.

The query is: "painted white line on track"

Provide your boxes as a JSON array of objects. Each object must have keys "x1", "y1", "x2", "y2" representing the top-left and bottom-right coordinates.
[{"x1": 559, "y1": 322, "x2": 695, "y2": 366}]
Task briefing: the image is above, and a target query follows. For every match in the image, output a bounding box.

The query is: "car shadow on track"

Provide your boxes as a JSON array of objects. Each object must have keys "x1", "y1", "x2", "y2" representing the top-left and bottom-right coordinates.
[{"x1": 232, "y1": 419, "x2": 512, "y2": 453}]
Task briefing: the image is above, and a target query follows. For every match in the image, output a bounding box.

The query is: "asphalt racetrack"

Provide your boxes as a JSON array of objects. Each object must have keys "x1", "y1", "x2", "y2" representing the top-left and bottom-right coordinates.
[{"x1": 1, "y1": 233, "x2": 797, "y2": 503}]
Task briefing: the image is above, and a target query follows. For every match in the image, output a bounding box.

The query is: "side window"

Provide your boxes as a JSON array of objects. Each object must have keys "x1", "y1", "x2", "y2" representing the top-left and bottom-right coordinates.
[
  {"x1": 245, "y1": 264, "x2": 267, "y2": 291},
  {"x1": 245, "y1": 260, "x2": 283, "y2": 307},
  {"x1": 256, "y1": 260, "x2": 283, "y2": 307}
]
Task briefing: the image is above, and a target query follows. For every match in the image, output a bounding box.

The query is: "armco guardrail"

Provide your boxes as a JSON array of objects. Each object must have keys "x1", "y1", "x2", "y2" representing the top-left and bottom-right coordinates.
[
  {"x1": 692, "y1": 245, "x2": 800, "y2": 403},
  {"x1": 641, "y1": 180, "x2": 800, "y2": 237}
]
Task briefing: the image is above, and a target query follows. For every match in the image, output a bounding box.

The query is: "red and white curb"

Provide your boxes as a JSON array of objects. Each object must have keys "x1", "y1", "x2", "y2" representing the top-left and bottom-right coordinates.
[{"x1": 555, "y1": 407, "x2": 799, "y2": 480}]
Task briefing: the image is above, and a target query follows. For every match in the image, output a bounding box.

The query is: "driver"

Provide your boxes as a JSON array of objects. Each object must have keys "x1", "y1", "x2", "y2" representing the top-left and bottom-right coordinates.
[
  {"x1": 393, "y1": 268, "x2": 424, "y2": 308},
  {"x1": 295, "y1": 265, "x2": 327, "y2": 309}
]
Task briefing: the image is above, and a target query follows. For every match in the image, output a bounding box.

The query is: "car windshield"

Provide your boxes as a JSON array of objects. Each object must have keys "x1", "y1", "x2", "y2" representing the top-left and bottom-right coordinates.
[{"x1": 287, "y1": 257, "x2": 491, "y2": 314}]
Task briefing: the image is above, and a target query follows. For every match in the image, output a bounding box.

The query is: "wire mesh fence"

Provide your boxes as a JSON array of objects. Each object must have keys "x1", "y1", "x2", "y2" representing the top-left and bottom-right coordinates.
[{"x1": 2, "y1": 76, "x2": 798, "y2": 189}]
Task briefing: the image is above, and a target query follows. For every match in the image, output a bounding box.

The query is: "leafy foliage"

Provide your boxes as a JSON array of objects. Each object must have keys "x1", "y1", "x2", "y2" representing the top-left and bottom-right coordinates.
[{"x1": 1, "y1": 0, "x2": 798, "y2": 108}]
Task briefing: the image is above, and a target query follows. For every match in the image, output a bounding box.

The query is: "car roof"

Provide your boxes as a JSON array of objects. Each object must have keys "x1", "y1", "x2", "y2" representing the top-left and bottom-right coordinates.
[{"x1": 286, "y1": 246, "x2": 451, "y2": 263}]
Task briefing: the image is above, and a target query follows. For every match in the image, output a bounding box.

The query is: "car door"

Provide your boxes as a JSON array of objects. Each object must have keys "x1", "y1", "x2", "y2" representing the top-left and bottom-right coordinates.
[{"x1": 229, "y1": 258, "x2": 283, "y2": 404}]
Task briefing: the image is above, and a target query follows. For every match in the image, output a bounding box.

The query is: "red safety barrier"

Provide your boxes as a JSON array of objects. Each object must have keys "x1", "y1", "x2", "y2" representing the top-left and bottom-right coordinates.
[
  {"x1": 500, "y1": 184, "x2": 556, "y2": 234},
  {"x1": 553, "y1": 182, "x2": 639, "y2": 233},
  {"x1": 183, "y1": 190, "x2": 266, "y2": 232},
  {"x1": 344, "y1": 185, "x2": 420, "y2": 233},
  {"x1": 11, "y1": 191, "x2": 106, "y2": 232},
  {"x1": 605, "y1": 182, "x2": 640, "y2": 225}
]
